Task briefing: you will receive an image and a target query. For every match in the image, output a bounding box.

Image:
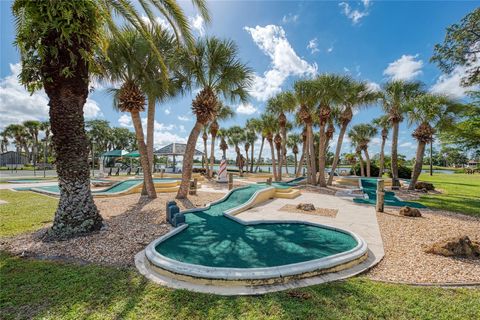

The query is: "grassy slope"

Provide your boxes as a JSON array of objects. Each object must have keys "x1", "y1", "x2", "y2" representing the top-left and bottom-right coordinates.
[
  {"x1": 1, "y1": 252, "x2": 479, "y2": 320},
  {"x1": 0, "y1": 190, "x2": 57, "y2": 237},
  {"x1": 416, "y1": 174, "x2": 480, "y2": 216}
]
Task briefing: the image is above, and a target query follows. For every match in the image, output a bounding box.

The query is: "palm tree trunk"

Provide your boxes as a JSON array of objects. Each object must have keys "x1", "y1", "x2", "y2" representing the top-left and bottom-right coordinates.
[
  {"x1": 250, "y1": 143, "x2": 254, "y2": 173},
  {"x1": 409, "y1": 141, "x2": 426, "y2": 190},
  {"x1": 378, "y1": 136, "x2": 386, "y2": 177},
  {"x1": 146, "y1": 97, "x2": 155, "y2": 173},
  {"x1": 209, "y1": 134, "x2": 216, "y2": 178},
  {"x1": 364, "y1": 148, "x2": 371, "y2": 177},
  {"x1": 177, "y1": 121, "x2": 203, "y2": 199},
  {"x1": 278, "y1": 125, "x2": 285, "y2": 180},
  {"x1": 357, "y1": 151, "x2": 365, "y2": 177},
  {"x1": 203, "y1": 136, "x2": 208, "y2": 174},
  {"x1": 296, "y1": 140, "x2": 306, "y2": 177},
  {"x1": 255, "y1": 137, "x2": 265, "y2": 173},
  {"x1": 245, "y1": 148, "x2": 249, "y2": 175},
  {"x1": 294, "y1": 152, "x2": 298, "y2": 174},
  {"x1": 317, "y1": 125, "x2": 327, "y2": 187},
  {"x1": 44, "y1": 75, "x2": 103, "y2": 239},
  {"x1": 307, "y1": 124, "x2": 316, "y2": 184},
  {"x1": 276, "y1": 147, "x2": 281, "y2": 181},
  {"x1": 131, "y1": 111, "x2": 156, "y2": 199},
  {"x1": 391, "y1": 120, "x2": 400, "y2": 181},
  {"x1": 268, "y1": 140, "x2": 277, "y2": 181},
  {"x1": 327, "y1": 124, "x2": 347, "y2": 186}
]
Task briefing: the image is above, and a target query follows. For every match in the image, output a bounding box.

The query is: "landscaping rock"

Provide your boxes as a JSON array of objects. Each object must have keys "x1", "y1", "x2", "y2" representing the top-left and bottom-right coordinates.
[
  {"x1": 296, "y1": 203, "x2": 316, "y2": 211},
  {"x1": 426, "y1": 236, "x2": 480, "y2": 258},
  {"x1": 399, "y1": 206, "x2": 422, "y2": 217},
  {"x1": 415, "y1": 181, "x2": 435, "y2": 191}
]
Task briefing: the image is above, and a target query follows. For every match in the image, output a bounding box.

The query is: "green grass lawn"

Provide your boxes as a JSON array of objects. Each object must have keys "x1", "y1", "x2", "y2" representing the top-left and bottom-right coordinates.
[
  {"x1": 0, "y1": 190, "x2": 57, "y2": 237},
  {"x1": 1, "y1": 252, "x2": 479, "y2": 320},
  {"x1": 416, "y1": 173, "x2": 480, "y2": 217}
]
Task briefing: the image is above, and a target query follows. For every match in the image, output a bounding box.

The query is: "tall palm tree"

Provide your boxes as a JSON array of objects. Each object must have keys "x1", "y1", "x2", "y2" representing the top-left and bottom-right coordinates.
[
  {"x1": 4, "y1": 124, "x2": 27, "y2": 155},
  {"x1": 244, "y1": 128, "x2": 257, "y2": 174},
  {"x1": 0, "y1": 130, "x2": 9, "y2": 153},
  {"x1": 245, "y1": 118, "x2": 261, "y2": 173},
  {"x1": 262, "y1": 114, "x2": 280, "y2": 180},
  {"x1": 202, "y1": 125, "x2": 209, "y2": 172},
  {"x1": 295, "y1": 127, "x2": 308, "y2": 177},
  {"x1": 100, "y1": 27, "x2": 158, "y2": 198},
  {"x1": 293, "y1": 79, "x2": 317, "y2": 184},
  {"x1": 174, "y1": 37, "x2": 252, "y2": 199},
  {"x1": 405, "y1": 94, "x2": 460, "y2": 190},
  {"x1": 327, "y1": 79, "x2": 378, "y2": 185},
  {"x1": 254, "y1": 117, "x2": 268, "y2": 173},
  {"x1": 314, "y1": 74, "x2": 347, "y2": 187},
  {"x1": 266, "y1": 91, "x2": 296, "y2": 180},
  {"x1": 13, "y1": 0, "x2": 209, "y2": 239},
  {"x1": 287, "y1": 133, "x2": 302, "y2": 174},
  {"x1": 348, "y1": 124, "x2": 377, "y2": 177},
  {"x1": 23, "y1": 120, "x2": 41, "y2": 167},
  {"x1": 227, "y1": 126, "x2": 246, "y2": 176},
  {"x1": 274, "y1": 132, "x2": 282, "y2": 180},
  {"x1": 381, "y1": 81, "x2": 423, "y2": 186},
  {"x1": 217, "y1": 129, "x2": 229, "y2": 159},
  {"x1": 372, "y1": 115, "x2": 390, "y2": 177},
  {"x1": 209, "y1": 102, "x2": 234, "y2": 177}
]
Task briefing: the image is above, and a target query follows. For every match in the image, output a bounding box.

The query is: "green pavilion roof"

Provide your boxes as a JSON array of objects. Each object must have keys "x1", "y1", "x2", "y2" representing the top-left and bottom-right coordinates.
[
  {"x1": 101, "y1": 150, "x2": 128, "y2": 157},
  {"x1": 124, "y1": 150, "x2": 140, "y2": 158}
]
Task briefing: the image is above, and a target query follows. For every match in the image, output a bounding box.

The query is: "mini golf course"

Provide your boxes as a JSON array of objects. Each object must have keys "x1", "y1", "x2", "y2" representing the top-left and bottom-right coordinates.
[
  {"x1": 354, "y1": 178, "x2": 426, "y2": 208},
  {"x1": 141, "y1": 184, "x2": 368, "y2": 291}
]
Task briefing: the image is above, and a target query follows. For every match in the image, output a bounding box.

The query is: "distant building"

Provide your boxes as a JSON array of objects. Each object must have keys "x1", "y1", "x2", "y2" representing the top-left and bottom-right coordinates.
[
  {"x1": 467, "y1": 159, "x2": 479, "y2": 167},
  {"x1": 0, "y1": 151, "x2": 28, "y2": 167}
]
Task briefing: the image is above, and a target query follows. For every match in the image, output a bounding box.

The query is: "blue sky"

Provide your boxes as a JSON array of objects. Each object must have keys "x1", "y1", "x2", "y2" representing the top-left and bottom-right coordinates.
[{"x1": 1, "y1": 1, "x2": 478, "y2": 159}]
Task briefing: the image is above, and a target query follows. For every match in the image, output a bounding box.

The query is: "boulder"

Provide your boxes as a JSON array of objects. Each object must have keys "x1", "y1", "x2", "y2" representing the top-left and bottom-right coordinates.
[
  {"x1": 399, "y1": 206, "x2": 422, "y2": 217},
  {"x1": 296, "y1": 203, "x2": 316, "y2": 211},
  {"x1": 415, "y1": 181, "x2": 435, "y2": 191},
  {"x1": 426, "y1": 236, "x2": 480, "y2": 258}
]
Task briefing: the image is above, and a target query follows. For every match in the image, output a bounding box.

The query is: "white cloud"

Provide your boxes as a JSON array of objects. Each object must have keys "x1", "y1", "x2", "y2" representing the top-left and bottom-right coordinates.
[
  {"x1": 0, "y1": 63, "x2": 102, "y2": 130},
  {"x1": 118, "y1": 114, "x2": 132, "y2": 128},
  {"x1": 164, "y1": 106, "x2": 171, "y2": 115},
  {"x1": 339, "y1": 0, "x2": 371, "y2": 25},
  {"x1": 327, "y1": 46, "x2": 334, "y2": 53},
  {"x1": 177, "y1": 115, "x2": 191, "y2": 122},
  {"x1": 399, "y1": 141, "x2": 416, "y2": 149},
  {"x1": 343, "y1": 67, "x2": 350, "y2": 73},
  {"x1": 140, "y1": 15, "x2": 172, "y2": 32},
  {"x1": 244, "y1": 25, "x2": 317, "y2": 101},
  {"x1": 282, "y1": 13, "x2": 299, "y2": 24},
  {"x1": 366, "y1": 81, "x2": 381, "y2": 92},
  {"x1": 430, "y1": 64, "x2": 480, "y2": 99},
  {"x1": 236, "y1": 103, "x2": 258, "y2": 115},
  {"x1": 307, "y1": 38, "x2": 320, "y2": 54},
  {"x1": 383, "y1": 54, "x2": 423, "y2": 81},
  {"x1": 189, "y1": 14, "x2": 205, "y2": 36}
]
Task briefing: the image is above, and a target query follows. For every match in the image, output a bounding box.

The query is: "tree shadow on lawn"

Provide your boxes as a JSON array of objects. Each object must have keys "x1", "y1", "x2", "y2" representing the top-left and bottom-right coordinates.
[{"x1": 2, "y1": 252, "x2": 479, "y2": 320}]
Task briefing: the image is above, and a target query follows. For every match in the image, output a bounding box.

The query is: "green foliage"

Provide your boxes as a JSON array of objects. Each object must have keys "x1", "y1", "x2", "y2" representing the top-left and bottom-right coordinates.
[
  {"x1": 13, "y1": 0, "x2": 104, "y2": 92},
  {"x1": 439, "y1": 105, "x2": 480, "y2": 152},
  {"x1": 431, "y1": 8, "x2": 480, "y2": 86},
  {"x1": 388, "y1": 165, "x2": 412, "y2": 179},
  {"x1": 351, "y1": 163, "x2": 380, "y2": 177}
]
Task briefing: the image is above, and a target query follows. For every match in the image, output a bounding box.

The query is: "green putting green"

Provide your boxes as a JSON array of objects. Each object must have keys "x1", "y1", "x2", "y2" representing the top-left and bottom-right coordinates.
[
  {"x1": 354, "y1": 178, "x2": 426, "y2": 208},
  {"x1": 156, "y1": 185, "x2": 358, "y2": 268}
]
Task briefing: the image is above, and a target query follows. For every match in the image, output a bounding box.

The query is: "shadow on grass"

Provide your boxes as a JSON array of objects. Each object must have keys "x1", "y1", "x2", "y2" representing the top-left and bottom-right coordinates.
[{"x1": 1, "y1": 252, "x2": 480, "y2": 319}]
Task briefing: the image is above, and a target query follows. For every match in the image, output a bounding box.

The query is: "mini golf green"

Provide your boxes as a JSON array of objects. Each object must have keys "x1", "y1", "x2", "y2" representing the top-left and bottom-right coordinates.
[
  {"x1": 156, "y1": 185, "x2": 359, "y2": 268},
  {"x1": 354, "y1": 178, "x2": 426, "y2": 208}
]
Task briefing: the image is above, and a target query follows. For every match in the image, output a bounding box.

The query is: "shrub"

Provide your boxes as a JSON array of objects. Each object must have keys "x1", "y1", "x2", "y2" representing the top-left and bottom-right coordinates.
[
  {"x1": 388, "y1": 165, "x2": 412, "y2": 179},
  {"x1": 350, "y1": 163, "x2": 380, "y2": 177}
]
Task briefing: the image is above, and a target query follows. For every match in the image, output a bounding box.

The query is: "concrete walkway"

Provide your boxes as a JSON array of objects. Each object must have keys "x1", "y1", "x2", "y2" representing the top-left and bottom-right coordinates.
[{"x1": 136, "y1": 190, "x2": 384, "y2": 295}]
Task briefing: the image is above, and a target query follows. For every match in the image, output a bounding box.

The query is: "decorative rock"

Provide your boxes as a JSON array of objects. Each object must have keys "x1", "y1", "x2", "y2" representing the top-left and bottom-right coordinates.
[
  {"x1": 296, "y1": 203, "x2": 316, "y2": 211},
  {"x1": 415, "y1": 181, "x2": 435, "y2": 191},
  {"x1": 426, "y1": 236, "x2": 480, "y2": 258},
  {"x1": 399, "y1": 206, "x2": 422, "y2": 217}
]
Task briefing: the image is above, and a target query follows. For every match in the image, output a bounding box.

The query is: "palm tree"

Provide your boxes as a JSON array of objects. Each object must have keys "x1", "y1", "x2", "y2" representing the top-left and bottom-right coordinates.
[
  {"x1": 0, "y1": 130, "x2": 9, "y2": 153},
  {"x1": 266, "y1": 91, "x2": 296, "y2": 180},
  {"x1": 23, "y1": 120, "x2": 41, "y2": 167},
  {"x1": 295, "y1": 127, "x2": 308, "y2": 177},
  {"x1": 262, "y1": 114, "x2": 280, "y2": 180},
  {"x1": 287, "y1": 133, "x2": 302, "y2": 174},
  {"x1": 4, "y1": 124, "x2": 27, "y2": 155},
  {"x1": 245, "y1": 118, "x2": 261, "y2": 173},
  {"x1": 372, "y1": 115, "x2": 390, "y2": 177},
  {"x1": 348, "y1": 124, "x2": 377, "y2": 177},
  {"x1": 327, "y1": 79, "x2": 378, "y2": 185},
  {"x1": 405, "y1": 94, "x2": 460, "y2": 190},
  {"x1": 202, "y1": 125, "x2": 209, "y2": 172},
  {"x1": 381, "y1": 81, "x2": 423, "y2": 186},
  {"x1": 13, "y1": 0, "x2": 209, "y2": 239},
  {"x1": 274, "y1": 132, "x2": 282, "y2": 180},
  {"x1": 293, "y1": 79, "x2": 317, "y2": 184},
  {"x1": 100, "y1": 27, "x2": 158, "y2": 198},
  {"x1": 244, "y1": 129, "x2": 257, "y2": 174},
  {"x1": 209, "y1": 102, "x2": 234, "y2": 177},
  {"x1": 217, "y1": 129, "x2": 229, "y2": 159},
  {"x1": 314, "y1": 74, "x2": 347, "y2": 187},
  {"x1": 227, "y1": 126, "x2": 246, "y2": 176},
  {"x1": 174, "y1": 37, "x2": 252, "y2": 199},
  {"x1": 253, "y1": 117, "x2": 268, "y2": 173}
]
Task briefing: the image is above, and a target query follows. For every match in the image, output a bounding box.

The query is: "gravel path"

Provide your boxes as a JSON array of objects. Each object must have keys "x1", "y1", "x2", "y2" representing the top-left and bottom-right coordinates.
[
  {"x1": 0, "y1": 191, "x2": 224, "y2": 267},
  {"x1": 366, "y1": 208, "x2": 480, "y2": 284}
]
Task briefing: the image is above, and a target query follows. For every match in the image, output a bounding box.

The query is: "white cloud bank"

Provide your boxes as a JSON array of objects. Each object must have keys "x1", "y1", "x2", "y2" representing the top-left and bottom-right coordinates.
[
  {"x1": 236, "y1": 103, "x2": 258, "y2": 115},
  {"x1": 244, "y1": 25, "x2": 317, "y2": 101},
  {"x1": 383, "y1": 54, "x2": 423, "y2": 81},
  {"x1": 430, "y1": 63, "x2": 480, "y2": 99},
  {"x1": 0, "y1": 63, "x2": 102, "y2": 130},
  {"x1": 307, "y1": 38, "x2": 320, "y2": 54}
]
